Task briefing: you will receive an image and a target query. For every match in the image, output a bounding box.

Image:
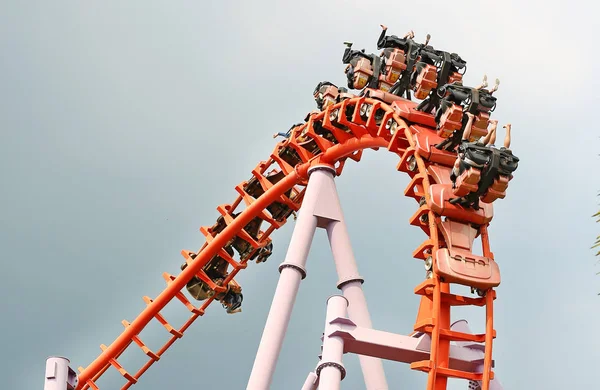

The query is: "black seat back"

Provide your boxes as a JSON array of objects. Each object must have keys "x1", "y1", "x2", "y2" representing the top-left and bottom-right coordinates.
[
  {"x1": 461, "y1": 142, "x2": 492, "y2": 166},
  {"x1": 498, "y1": 149, "x2": 519, "y2": 175}
]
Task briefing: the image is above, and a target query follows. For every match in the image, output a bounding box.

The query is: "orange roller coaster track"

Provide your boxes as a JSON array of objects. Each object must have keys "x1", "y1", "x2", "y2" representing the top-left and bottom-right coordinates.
[{"x1": 66, "y1": 94, "x2": 511, "y2": 390}]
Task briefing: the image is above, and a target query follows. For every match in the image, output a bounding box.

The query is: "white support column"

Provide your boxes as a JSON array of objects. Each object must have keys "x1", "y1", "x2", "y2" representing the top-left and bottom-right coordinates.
[
  {"x1": 316, "y1": 295, "x2": 348, "y2": 390},
  {"x1": 312, "y1": 167, "x2": 389, "y2": 390},
  {"x1": 248, "y1": 165, "x2": 389, "y2": 389},
  {"x1": 44, "y1": 357, "x2": 78, "y2": 390},
  {"x1": 247, "y1": 167, "x2": 335, "y2": 390}
]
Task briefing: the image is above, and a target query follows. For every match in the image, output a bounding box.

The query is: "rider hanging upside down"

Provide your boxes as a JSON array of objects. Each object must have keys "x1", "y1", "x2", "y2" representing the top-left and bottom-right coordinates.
[
  {"x1": 341, "y1": 42, "x2": 383, "y2": 91},
  {"x1": 313, "y1": 81, "x2": 340, "y2": 110},
  {"x1": 181, "y1": 249, "x2": 244, "y2": 314},
  {"x1": 449, "y1": 112, "x2": 518, "y2": 210},
  {"x1": 434, "y1": 74, "x2": 501, "y2": 151},
  {"x1": 273, "y1": 123, "x2": 303, "y2": 139}
]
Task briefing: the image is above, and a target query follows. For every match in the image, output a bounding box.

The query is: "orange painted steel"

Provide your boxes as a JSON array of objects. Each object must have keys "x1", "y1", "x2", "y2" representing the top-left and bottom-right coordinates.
[
  {"x1": 75, "y1": 96, "x2": 499, "y2": 390},
  {"x1": 401, "y1": 126, "x2": 449, "y2": 390}
]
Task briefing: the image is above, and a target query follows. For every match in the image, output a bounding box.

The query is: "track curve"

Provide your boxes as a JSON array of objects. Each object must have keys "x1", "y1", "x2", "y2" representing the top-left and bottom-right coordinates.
[{"x1": 76, "y1": 96, "x2": 502, "y2": 390}]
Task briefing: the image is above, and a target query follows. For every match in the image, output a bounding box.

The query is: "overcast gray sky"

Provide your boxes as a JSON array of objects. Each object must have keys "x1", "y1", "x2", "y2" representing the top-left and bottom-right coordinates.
[{"x1": 1, "y1": 1, "x2": 599, "y2": 389}]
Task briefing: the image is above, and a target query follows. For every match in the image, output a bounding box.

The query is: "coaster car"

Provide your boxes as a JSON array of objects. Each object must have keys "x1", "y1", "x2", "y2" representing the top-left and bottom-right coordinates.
[
  {"x1": 181, "y1": 248, "x2": 243, "y2": 313},
  {"x1": 342, "y1": 43, "x2": 383, "y2": 91},
  {"x1": 434, "y1": 82, "x2": 497, "y2": 151},
  {"x1": 449, "y1": 142, "x2": 519, "y2": 209}
]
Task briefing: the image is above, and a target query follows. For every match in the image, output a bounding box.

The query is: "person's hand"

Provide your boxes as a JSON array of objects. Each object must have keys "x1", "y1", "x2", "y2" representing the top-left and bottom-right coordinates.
[
  {"x1": 380, "y1": 24, "x2": 387, "y2": 31},
  {"x1": 503, "y1": 123, "x2": 511, "y2": 129}
]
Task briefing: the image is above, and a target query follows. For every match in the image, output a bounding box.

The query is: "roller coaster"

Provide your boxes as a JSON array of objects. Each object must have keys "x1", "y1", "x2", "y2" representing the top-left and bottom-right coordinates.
[{"x1": 43, "y1": 25, "x2": 519, "y2": 390}]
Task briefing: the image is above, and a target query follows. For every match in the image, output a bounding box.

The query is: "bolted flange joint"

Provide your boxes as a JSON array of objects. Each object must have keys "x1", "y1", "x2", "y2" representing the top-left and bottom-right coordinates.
[
  {"x1": 316, "y1": 361, "x2": 347, "y2": 380},
  {"x1": 278, "y1": 262, "x2": 307, "y2": 280}
]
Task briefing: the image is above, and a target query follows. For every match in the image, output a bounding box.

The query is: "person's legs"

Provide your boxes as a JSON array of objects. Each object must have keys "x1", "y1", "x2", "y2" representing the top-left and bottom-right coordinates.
[
  {"x1": 482, "y1": 120, "x2": 498, "y2": 146},
  {"x1": 273, "y1": 131, "x2": 290, "y2": 139},
  {"x1": 490, "y1": 78, "x2": 500, "y2": 94},
  {"x1": 453, "y1": 158, "x2": 460, "y2": 173},
  {"x1": 451, "y1": 157, "x2": 461, "y2": 187},
  {"x1": 489, "y1": 129, "x2": 496, "y2": 146},
  {"x1": 474, "y1": 74, "x2": 488, "y2": 90},
  {"x1": 503, "y1": 123, "x2": 512, "y2": 148},
  {"x1": 377, "y1": 24, "x2": 388, "y2": 48},
  {"x1": 462, "y1": 112, "x2": 475, "y2": 141}
]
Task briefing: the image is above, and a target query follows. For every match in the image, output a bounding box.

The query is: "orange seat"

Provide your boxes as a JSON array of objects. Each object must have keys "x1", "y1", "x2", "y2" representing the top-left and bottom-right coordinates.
[
  {"x1": 378, "y1": 81, "x2": 393, "y2": 92},
  {"x1": 447, "y1": 71, "x2": 463, "y2": 85},
  {"x1": 428, "y1": 184, "x2": 493, "y2": 225},
  {"x1": 480, "y1": 188, "x2": 503, "y2": 204},
  {"x1": 453, "y1": 167, "x2": 480, "y2": 197},
  {"x1": 480, "y1": 175, "x2": 509, "y2": 203},
  {"x1": 490, "y1": 174, "x2": 510, "y2": 192},
  {"x1": 380, "y1": 48, "x2": 406, "y2": 86},
  {"x1": 468, "y1": 112, "x2": 489, "y2": 142},
  {"x1": 320, "y1": 85, "x2": 339, "y2": 109},
  {"x1": 453, "y1": 168, "x2": 480, "y2": 197},
  {"x1": 427, "y1": 164, "x2": 452, "y2": 184},
  {"x1": 415, "y1": 134, "x2": 456, "y2": 167},
  {"x1": 459, "y1": 167, "x2": 480, "y2": 186},
  {"x1": 392, "y1": 101, "x2": 437, "y2": 128},
  {"x1": 413, "y1": 64, "x2": 438, "y2": 99},
  {"x1": 364, "y1": 88, "x2": 407, "y2": 105},
  {"x1": 435, "y1": 248, "x2": 501, "y2": 289},
  {"x1": 434, "y1": 219, "x2": 500, "y2": 289},
  {"x1": 352, "y1": 57, "x2": 373, "y2": 89},
  {"x1": 437, "y1": 103, "x2": 463, "y2": 138}
]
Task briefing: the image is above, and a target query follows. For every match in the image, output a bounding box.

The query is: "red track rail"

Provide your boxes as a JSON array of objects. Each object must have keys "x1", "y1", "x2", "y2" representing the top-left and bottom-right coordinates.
[{"x1": 76, "y1": 96, "x2": 502, "y2": 390}]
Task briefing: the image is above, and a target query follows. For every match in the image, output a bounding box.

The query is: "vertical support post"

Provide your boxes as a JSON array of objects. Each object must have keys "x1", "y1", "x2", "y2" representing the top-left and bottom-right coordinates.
[
  {"x1": 246, "y1": 167, "x2": 332, "y2": 390},
  {"x1": 319, "y1": 170, "x2": 389, "y2": 390},
  {"x1": 44, "y1": 357, "x2": 78, "y2": 390},
  {"x1": 316, "y1": 295, "x2": 348, "y2": 390}
]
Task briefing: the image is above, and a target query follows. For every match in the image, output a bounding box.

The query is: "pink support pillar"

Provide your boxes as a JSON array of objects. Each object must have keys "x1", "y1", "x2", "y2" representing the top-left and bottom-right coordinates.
[
  {"x1": 326, "y1": 223, "x2": 389, "y2": 390},
  {"x1": 246, "y1": 167, "x2": 334, "y2": 390},
  {"x1": 44, "y1": 357, "x2": 78, "y2": 390},
  {"x1": 316, "y1": 295, "x2": 348, "y2": 390},
  {"x1": 316, "y1": 167, "x2": 389, "y2": 389}
]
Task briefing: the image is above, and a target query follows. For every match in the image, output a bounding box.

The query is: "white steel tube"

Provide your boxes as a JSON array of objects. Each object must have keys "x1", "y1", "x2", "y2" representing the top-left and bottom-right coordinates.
[
  {"x1": 324, "y1": 181, "x2": 389, "y2": 390},
  {"x1": 44, "y1": 357, "x2": 75, "y2": 390},
  {"x1": 247, "y1": 168, "x2": 333, "y2": 390},
  {"x1": 317, "y1": 295, "x2": 348, "y2": 390}
]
